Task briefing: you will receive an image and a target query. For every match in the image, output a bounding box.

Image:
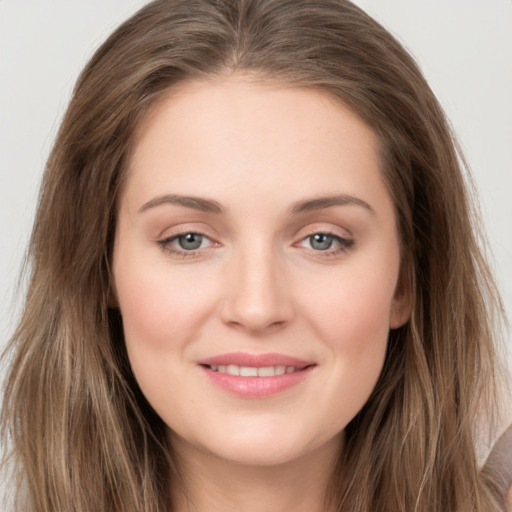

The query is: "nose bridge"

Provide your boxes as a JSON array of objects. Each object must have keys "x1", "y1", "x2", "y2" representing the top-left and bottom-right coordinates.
[{"x1": 221, "y1": 236, "x2": 292, "y2": 332}]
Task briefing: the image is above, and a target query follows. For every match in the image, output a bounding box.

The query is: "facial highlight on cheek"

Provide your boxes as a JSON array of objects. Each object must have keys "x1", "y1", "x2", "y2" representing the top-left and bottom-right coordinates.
[{"x1": 112, "y1": 77, "x2": 407, "y2": 468}]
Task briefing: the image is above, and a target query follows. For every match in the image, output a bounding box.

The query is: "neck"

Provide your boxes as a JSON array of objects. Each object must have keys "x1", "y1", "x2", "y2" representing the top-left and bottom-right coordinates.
[{"x1": 169, "y1": 435, "x2": 342, "y2": 512}]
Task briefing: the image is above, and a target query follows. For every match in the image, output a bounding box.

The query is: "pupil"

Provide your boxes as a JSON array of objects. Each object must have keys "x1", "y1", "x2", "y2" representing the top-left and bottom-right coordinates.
[
  {"x1": 179, "y1": 233, "x2": 202, "y2": 250},
  {"x1": 311, "y1": 234, "x2": 332, "y2": 250}
]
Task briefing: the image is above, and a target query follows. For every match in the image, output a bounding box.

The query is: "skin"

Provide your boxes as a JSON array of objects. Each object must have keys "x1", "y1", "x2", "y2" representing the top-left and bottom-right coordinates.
[{"x1": 113, "y1": 75, "x2": 410, "y2": 512}]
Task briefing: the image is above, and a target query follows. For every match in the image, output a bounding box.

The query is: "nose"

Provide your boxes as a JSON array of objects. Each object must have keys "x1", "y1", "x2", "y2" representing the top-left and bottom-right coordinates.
[{"x1": 219, "y1": 243, "x2": 294, "y2": 334}]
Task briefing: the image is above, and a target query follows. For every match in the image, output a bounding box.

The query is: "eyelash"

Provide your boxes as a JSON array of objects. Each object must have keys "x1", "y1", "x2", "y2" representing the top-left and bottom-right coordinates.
[
  {"x1": 157, "y1": 232, "x2": 217, "y2": 258},
  {"x1": 295, "y1": 230, "x2": 354, "y2": 257},
  {"x1": 157, "y1": 230, "x2": 354, "y2": 259}
]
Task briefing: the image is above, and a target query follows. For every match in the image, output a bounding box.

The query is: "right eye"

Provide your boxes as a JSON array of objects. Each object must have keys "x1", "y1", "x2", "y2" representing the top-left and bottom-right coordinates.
[
  {"x1": 157, "y1": 232, "x2": 215, "y2": 257},
  {"x1": 174, "y1": 233, "x2": 206, "y2": 250}
]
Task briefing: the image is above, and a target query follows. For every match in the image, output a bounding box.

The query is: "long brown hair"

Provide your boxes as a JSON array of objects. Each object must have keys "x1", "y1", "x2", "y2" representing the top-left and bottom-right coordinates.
[{"x1": 1, "y1": 0, "x2": 507, "y2": 510}]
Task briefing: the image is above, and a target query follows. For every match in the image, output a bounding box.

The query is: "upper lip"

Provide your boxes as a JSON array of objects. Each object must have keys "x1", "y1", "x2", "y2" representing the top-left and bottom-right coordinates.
[{"x1": 197, "y1": 352, "x2": 314, "y2": 369}]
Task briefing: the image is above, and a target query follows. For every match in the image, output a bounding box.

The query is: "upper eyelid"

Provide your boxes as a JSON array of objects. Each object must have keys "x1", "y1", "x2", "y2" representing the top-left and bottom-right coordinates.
[
  {"x1": 156, "y1": 223, "x2": 217, "y2": 241},
  {"x1": 157, "y1": 232, "x2": 353, "y2": 256},
  {"x1": 158, "y1": 231, "x2": 215, "y2": 246},
  {"x1": 294, "y1": 224, "x2": 353, "y2": 240},
  {"x1": 297, "y1": 232, "x2": 354, "y2": 247},
  {"x1": 160, "y1": 230, "x2": 209, "y2": 240},
  {"x1": 156, "y1": 225, "x2": 353, "y2": 242}
]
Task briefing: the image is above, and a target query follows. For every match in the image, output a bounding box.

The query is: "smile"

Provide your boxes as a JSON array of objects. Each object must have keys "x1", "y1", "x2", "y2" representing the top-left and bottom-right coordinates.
[
  {"x1": 198, "y1": 353, "x2": 316, "y2": 398},
  {"x1": 207, "y1": 364, "x2": 301, "y2": 377}
]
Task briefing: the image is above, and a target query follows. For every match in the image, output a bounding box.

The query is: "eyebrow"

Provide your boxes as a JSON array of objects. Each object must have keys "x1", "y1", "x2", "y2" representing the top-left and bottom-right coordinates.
[
  {"x1": 138, "y1": 194, "x2": 224, "y2": 214},
  {"x1": 138, "y1": 193, "x2": 374, "y2": 216},
  {"x1": 289, "y1": 194, "x2": 375, "y2": 215}
]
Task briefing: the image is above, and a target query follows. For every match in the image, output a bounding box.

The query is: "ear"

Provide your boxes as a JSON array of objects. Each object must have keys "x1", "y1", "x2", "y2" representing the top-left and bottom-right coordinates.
[{"x1": 389, "y1": 271, "x2": 412, "y2": 329}]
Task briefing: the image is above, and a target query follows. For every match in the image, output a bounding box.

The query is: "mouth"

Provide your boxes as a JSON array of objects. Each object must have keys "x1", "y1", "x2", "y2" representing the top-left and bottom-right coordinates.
[
  {"x1": 202, "y1": 363, "x2": 311, "y2": 377},
  {"x1": 198, "y1": 353, "x2": 316, "y2": 398}
]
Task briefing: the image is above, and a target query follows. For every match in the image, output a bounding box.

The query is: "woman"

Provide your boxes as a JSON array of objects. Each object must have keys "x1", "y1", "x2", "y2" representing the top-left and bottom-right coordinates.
[{"x1": 1, "y1": 0, "x2": 510, "y2": 510}]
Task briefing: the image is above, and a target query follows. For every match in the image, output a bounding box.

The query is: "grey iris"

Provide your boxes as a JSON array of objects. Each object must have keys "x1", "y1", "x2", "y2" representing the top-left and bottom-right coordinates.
[
  {"x1": 178, "y1": 233, "x2": 203, "y2": 250},
  {"x1": 310, "y1": 234, "x2": 333, "y2": 250}
]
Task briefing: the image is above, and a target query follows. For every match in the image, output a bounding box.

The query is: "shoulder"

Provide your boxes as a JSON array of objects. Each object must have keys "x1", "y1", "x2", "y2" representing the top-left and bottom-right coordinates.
[{"x1": 482, "y1": 424, "x2": 512, "y2": 511}]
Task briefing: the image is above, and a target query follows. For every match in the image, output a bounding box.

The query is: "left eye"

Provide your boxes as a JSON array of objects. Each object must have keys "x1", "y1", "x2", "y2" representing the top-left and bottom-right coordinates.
[
  {"x1": 300, "y1": 233, "x2": 352, "y2": 252},
  {"x1": 306, "y1": 233, "x2": 335, "y2": 251}
]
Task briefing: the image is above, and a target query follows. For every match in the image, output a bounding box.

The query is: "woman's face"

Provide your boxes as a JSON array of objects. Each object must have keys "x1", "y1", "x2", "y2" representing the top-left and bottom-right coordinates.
[{"x1": 113, "y1": 76, "x2": 409, "y2": 467}]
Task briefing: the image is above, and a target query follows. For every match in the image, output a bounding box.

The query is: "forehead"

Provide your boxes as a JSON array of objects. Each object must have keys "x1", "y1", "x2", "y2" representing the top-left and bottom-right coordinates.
[{"x1": 122, "y1": 76, "x2": 389, "y2": 216}]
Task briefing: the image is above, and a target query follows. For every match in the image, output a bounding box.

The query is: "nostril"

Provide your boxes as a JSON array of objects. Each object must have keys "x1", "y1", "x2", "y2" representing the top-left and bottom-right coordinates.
[{"x1": 224, "y1": 317, "x2": 289, "y2": 335}]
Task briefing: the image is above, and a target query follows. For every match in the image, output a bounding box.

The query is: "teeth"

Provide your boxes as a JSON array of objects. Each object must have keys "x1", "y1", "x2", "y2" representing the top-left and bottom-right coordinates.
[
  {"x1": 240, "y1": 366, "x2": 258, "y2": 377},
  {"x1": 226, "y1": 364, "x2": 239, "y2": 376},
  {"x1": 274, "y1": 365, "x2": 286, "y2": 376},
  {"x1": 258, "y1": 366, "x2": 277, "y2": 377},
  {"x1": 209, "y1": 364, "x2": 297, "y2": 376}
]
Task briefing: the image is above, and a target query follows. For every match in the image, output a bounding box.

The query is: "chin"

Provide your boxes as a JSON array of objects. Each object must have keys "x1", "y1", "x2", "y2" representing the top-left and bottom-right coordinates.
[
  {"x1": 170, "y1": 420, "x2": 343, "y2": 469},
  {"x1": 204, "y1": 440, "x2": 313, "y2": 467}
]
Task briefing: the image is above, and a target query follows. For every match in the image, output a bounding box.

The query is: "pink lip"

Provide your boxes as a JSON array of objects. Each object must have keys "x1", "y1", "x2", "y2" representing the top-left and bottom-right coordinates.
[
  {"x1": 197, "y1": 352, "x2": 316, "y2": 398},
  {"x1": 198, "y1": 352, "x2": 312, "y2": 368}
]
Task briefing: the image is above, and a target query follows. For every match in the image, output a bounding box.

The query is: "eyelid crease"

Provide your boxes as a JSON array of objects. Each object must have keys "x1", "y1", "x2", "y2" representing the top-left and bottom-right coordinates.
[
  {"x1": 157, "y1": 231, "x2": 214, "y2": 246},
  {"x1": 298, "y1": 233, "x2": 354, "y2": 249},
  {"x1": 295, "y1": 223, "x2": 354, "y2": 241}
]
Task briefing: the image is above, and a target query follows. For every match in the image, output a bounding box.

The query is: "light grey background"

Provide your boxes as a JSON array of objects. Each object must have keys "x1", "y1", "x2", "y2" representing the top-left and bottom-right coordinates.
[{"x1": 1, "y1": 0, "x2": 511, "y2": 486}]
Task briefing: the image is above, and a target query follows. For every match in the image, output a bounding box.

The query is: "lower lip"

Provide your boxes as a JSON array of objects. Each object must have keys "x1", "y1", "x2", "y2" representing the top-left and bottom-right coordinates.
[{"x1": 200, "y1": 366, "x2": 315, "y2": 398}]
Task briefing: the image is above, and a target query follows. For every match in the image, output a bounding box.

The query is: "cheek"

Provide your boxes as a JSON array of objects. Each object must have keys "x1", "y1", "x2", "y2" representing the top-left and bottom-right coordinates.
[
  {"x1": 323, "y1": 294, "x2": 389, "y2": 425},
  {"x1": 305, "y1": 268, "x2": 396, "y2": 349},
  {"x1": 113, "y1": 254, "x2": 218, "y2": 420},
  {"x1": 117, "y1": 271, "x2": 182, "y2": 349},
  {"x1": 299, "y1": 259, "x2": 398, "y2": 408},
  {"x1": 114, "y1": 266, "x2": 181, "y2": 401},
  {"x1": 114, "y1": 256, "x2": 214, "y2": 350},
  {"x1": 112, "y1": 253, "x2": 219, "y2": 415}
]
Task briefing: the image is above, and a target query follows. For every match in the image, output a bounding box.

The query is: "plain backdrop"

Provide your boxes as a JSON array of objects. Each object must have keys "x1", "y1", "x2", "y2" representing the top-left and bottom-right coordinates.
[{"x1": 1, "y1": 0, "x2": 511, "y2": 491}]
